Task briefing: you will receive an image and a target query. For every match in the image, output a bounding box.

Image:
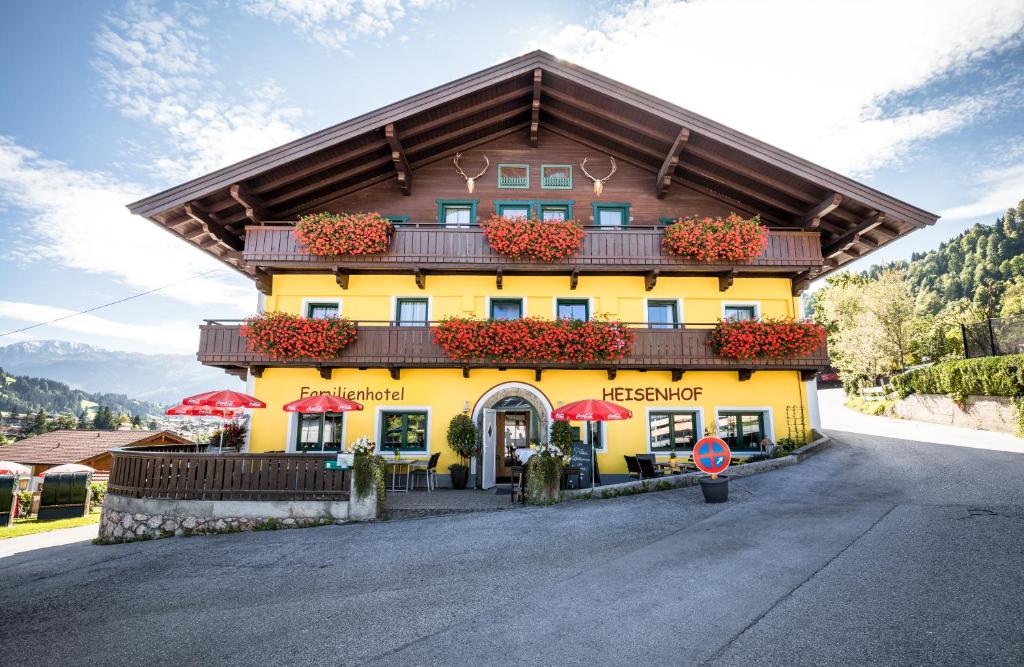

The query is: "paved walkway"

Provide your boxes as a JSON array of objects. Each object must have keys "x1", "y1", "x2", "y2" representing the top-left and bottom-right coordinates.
[
  {"x1": 818, "y1": 387, "x2": 1024, "y2": 453},
  {"x1": 2, "y1": 421, "x2": 1022, "y2": 665},
  {"x1": 0, "y1": 523, "x2": 99, "y2": 559}
]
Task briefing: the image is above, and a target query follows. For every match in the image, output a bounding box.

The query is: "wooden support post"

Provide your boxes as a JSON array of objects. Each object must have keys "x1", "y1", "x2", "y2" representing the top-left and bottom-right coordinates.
[
  {"x1": 496, "y1": 268, "x2": 503, "y2": 290},
  {"x1": 718, "y1": 270, "x2": 735, "y2": 292},
  {"x1": 389, "y1": 368, "x2": 401, "y2": 380},
  {"x1": 569, "y1": 269, "x2": 579, "y2": 291},
  {"x1": 252, "y1": 269, "x2": 272, "y2": 296},
  {"x1": 249, "y1": 366, "x2": 265, "y2": 378},
  {"x1": 414, "y1": 268, "x2": 426, "y2": 289},
  {"x1": 529, "y1": 68, "x2": 542, "y2": 147},
  {"x1": 462, "y1": 367, "x2": 470, "y2": 379},
  {"x1": 799, "y1": 193, "x2": 842, "y2": 229},
  {"x1": 645, "y1": 270, "x2": 659, "y2": 292},
  {"x1": 229, "y1": 183, "x2": 270, "y2": 224},
  {"x1": 384, "y1": 123, "x2": 412, "y2": 195},
  {"x1": 738, "y1": 369, "x2": 753, "y2": 382},
  {"x1": 535, "y1": 368, "x2": 543, "y2": 382},
  {"x1": 671, "y1": 369, "x2": 684, "y2": 382},
  {"x1": 333, "y1": 267, "x2": 350, "y2": 290},
  {"x1": 319, "y1": 367, "x2": 333, "y2": 380},
  {"x1": 791, "y1": 271, "x2": 811, "y2": 296},
  {"x1": 184, "y1": 202, "x2": 243, "y2": 251},
  {"x1": 800, "y1": 369, "x2": 817, "y2": 382},
  {"x1": 656, "y1": 128, "x2": 690, "y2": 198},
  {"x1": 607, "y1": 369, "x2": 617, "y2": 381}
]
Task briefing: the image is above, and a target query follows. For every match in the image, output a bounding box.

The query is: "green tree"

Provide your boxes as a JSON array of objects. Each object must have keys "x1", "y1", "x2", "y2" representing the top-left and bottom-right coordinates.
[{"x1": 131, "y1": 414, "x2": 142, "y2": 429}]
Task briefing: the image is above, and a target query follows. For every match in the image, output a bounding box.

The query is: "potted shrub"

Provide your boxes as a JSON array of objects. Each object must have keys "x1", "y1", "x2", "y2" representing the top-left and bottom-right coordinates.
[
  {"x1": 446, "y1": 413, "x2": 478, "y2": 490},
  {"x1": 550, "y1": 421, "x2": 575, "y2": 458},
  {"x1": 526, "y1": 442, "x2": 566, "y2": 504}
]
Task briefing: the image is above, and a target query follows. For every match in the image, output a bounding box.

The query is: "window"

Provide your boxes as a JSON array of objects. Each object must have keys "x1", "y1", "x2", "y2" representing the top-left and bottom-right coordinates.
[
  {"x1": 592, "y1": 202, "x2": 630, "y2": 227},
  {"x1": 495, "y1": 200, "x2": 534, "y2": 219},
  {"x1": 724, "y1": 304, "x2": 758, "y2": 321},
  {"x1": 541, "y1": 164, "x2": 573, "y2": 189},
  {"x1": 490, "y1": 298, "x2": 523, "y2": 320},
  {"x1": 306, "y1": 302, "x2": 339, "y2": 319},
  {"x1": 556, "y1": 298, "x2": 589, "y2": 321},
  {"x1": 295, "y1": 413, "x2": 344, "y2": 453},
  {"x1": 586, "y1": 422, "x2": 604, "y2": 452},
  {"x1": 385, "y1": 215, "x2": 409, "y2": 227},
  {"x1": 538, "y1": 200, "x2": 574, "y2": 221},
  {"x1": 395, "y1": 298, "x2": 428, "y2": 326},
  {"x1": 497, "y1": 164, "x2": 530, "y2": 189},
  {"x1": 717, "y1": 411, "x2": 767, "y2": 452},
  {"x1": 379, "y1": 411, "x2": 428, "y2": 453},
  {"x1": 649, "y1": 412, "x2": 698, "y2": 452},
  {"x1": 647, "y1": 300, "x2": 680, "y2": 329},
  {"x1": 436, "y1": 200, "x2": 478, "y2": 227}
]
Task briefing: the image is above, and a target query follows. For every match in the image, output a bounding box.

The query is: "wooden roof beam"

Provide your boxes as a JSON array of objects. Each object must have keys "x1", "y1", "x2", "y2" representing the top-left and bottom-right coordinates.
[
  {"x1": 530, "y1": 69, "x2": 542, "y2": 147},
  {"x1": 677, "y1": 159, "x2": 805, "y2": 216},
  {"x1": 401, "y1": 84, "x2": 533, "y2": 141},
  {"x1": 183, "y1": 202, "x2": 243, "y2": 251},
  {"x1": 824, "y1": 212, "x2": 884, "y2": 258},
  {"x1": 229, "y1": 183, "x2": 270, "y2": 224},
  {"x1": 800, "y1": 193, "x2": 843, "y2": 229},
  {"x1": 260, "y1": 154, "x2": 393, "y2": 208},
  {"x1": 656, "y1": 128, "x2": 690, "y2": 198},
  {"x1": 542, "y1": 108, "x2": 664, "y2": 161},
  {"x1": 541, "y1": 86, "x2": 676, "y2": 143},
  {"x1": 248, "y1": 140, "x2": 387, "y2": 198},
  {"x1": 384, "y1": 123, "x2": 412, "y2": 196}
]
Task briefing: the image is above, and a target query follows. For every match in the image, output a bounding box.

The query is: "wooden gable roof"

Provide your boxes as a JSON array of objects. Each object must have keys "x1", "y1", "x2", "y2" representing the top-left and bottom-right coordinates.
[{"x1": 127, "y1": 50, "x2": 938, "y2": 278}]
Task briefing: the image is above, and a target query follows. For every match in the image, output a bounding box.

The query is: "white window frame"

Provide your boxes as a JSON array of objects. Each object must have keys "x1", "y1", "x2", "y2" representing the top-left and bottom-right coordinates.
[
  {"x1": 551, "y1": 296, "x2": 595, "y2": 321},
  {"x1": 644, "y1": 407, "x2": 705, "y2": 456},
  {"x1": 300, "y1": 297, "x2": 343, "y2": 319},
  {"x1": 486, "y1": 296, "x2": 528, "y2": 320},
  {"x1": 581, "y1": 421, "x2": 607, "y2": 453},
  {"x1": 713, "y1": 406, "x2": 775, "y2": 453},
  {"x1": 285, "y1": 410, "x2": 349, "y2": 454},
  {"x1": 643, "y1": 297, "x2": 684, "y2": 328},
  {"x1": 391, "y1": 295, "x2": 432, "y2": 325},
  {"x1": 374, "y1": 406, "x2": 432, "y2": 456},
  {"x1": 721, "y1": 301, "x2": 761, "y2": 321}
]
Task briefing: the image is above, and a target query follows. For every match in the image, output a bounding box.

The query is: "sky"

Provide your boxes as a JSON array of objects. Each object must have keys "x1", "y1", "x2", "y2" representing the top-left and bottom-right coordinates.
[{"x1": 0, "y1": 0, "x2": 1022, "y2": 355}]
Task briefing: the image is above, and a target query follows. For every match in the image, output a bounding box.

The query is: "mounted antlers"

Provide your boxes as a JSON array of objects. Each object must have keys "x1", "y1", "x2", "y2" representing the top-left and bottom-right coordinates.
[
  {"x1": 580, "y1": 156, "x2": 617, "y2": 196},
  {"x1": 453, "y1": 153, "x2": 490, "y2": 193}
]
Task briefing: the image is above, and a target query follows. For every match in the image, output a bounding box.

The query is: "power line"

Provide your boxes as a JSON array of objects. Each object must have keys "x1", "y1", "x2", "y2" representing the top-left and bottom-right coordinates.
[{"x1": 0, "y1": 269, "x2": 223, "y2": 338}]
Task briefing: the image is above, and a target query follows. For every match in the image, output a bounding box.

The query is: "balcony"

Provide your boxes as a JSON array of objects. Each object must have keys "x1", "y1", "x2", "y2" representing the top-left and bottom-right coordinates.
[
  {"x1": 198, "y1": 321, "x2": 829, "y2": 380},
  {"x1": 243, "y1": 224, "x2": 823, "y2": 282}
]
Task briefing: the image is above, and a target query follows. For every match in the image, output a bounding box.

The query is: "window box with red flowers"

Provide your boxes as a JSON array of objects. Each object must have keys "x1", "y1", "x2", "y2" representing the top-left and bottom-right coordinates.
[
  {"x1": 662, "y1": 214, "x2": 768, "y2": 262},
  {"x1": 710, "y1": 317, "x2": 826, "y2": 361},
  {"x1": 432, "y1": 317, "x2": 634, "y2": 364},
  {"x1": 293, "y1": 212, "x2": 394, "y2": 256},
  {"x1": 241, "y1": 311, "x2": 358, "y2": 361},
  {"x1": 480, "y1": 214, "x2": 585, "y2": 262}
]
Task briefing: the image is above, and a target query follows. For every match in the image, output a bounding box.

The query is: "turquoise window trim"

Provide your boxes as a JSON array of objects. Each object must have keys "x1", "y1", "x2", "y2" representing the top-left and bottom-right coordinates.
[
  {"x1": 379, "y1": 410, "x2": 429, "y2": 453},
  {"x1": 295, "y1": 412, "x2": 344, "y2": 453},
  {"x1": 556, "y1": 298, "x2": 590, "y2": 322},
  {"x1": 592, "y1": 202, "x2": 631, "y2": 227},
  {"x1": 436, "y1": 199, "x2": 478, "y2": 227},
  {"x1": 538, "y1": 200, "x2": 575, "y2": 220},
  {"x1": 659, "y1": 216, "x2": 679, "y2": 226},
  {"x1": 541, "y1": 164, "x2": 573, "y2": 189},
  {"x1": 497, "y1": 164, "x2": 530, "y2": 189},
  {"x1": 385, "y1": 215, "x2": 409, "y2": 226},
  {"x1": 493, "y1": 200, "x2": 536, "y2": 218}
]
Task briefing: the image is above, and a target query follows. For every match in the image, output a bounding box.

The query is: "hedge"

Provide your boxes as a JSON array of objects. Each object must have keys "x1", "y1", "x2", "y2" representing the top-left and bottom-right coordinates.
[{"x1": 891, "y1": 354, "x2": 1024, "y2": 435}]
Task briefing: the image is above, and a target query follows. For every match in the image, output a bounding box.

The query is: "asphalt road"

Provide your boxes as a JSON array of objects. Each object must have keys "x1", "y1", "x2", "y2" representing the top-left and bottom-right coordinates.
[{"x1": 2, "y1": 426, "x2": 1023, "y2": 666}]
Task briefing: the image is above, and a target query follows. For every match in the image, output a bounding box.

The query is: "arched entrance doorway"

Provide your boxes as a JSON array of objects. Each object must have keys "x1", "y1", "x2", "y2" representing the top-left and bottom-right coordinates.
[{"x1": 472, "y1": 382, "x2": 553, "y2": 484}]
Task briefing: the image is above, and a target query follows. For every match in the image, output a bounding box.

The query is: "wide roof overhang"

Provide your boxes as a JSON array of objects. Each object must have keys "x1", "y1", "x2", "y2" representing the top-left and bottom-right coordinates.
[{"x1": 127, "y1": 50, "x2": 938, "y2": 280}]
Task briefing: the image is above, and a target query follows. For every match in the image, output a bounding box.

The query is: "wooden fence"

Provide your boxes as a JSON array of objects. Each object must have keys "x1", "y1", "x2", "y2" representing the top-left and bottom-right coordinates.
[{"x1": 107, "y1": 449, "x2": 350, "y2": 501}]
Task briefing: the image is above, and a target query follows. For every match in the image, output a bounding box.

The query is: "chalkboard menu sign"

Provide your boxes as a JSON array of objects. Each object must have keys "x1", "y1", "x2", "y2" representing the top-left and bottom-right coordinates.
[{"x1": 568, "y1": 439, "x2": 594, "y2": 489}]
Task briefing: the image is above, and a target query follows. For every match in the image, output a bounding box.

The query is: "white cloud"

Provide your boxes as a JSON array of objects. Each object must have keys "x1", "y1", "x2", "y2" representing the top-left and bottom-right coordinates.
[
  {"x1": 0, "y1": 301, "x2": 200, "y2": 354},
  {"x1": 939, "y1": 162, "x2": 1024, "y2": 221},
  {"x1": 240, "y1": 0, "x2": 445, "y2": 49},
  {"x1": 94, "y1": 0, "x2": 304, "y2": 181},
  {"x1": 539, "y1": 0, "x2": 1024, "y2": 176},
  {"x1": 0, "y1": 136, "x2": 251, "y2": 307}
]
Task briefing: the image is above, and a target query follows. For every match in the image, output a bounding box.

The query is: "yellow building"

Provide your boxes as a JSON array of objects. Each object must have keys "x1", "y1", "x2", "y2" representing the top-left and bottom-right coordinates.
[{"x1": 129, "y1": 52, "x2": 936, "y2": 486}]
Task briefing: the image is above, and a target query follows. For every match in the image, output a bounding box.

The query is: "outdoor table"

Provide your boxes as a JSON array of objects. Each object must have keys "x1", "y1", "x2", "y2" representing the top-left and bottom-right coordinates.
[
  {"x1": 384, "y1": 458, "x2": 419, "y2": 492},
  {"x1": 655, "y1": 461, "x2": 690, "y2": 474}
]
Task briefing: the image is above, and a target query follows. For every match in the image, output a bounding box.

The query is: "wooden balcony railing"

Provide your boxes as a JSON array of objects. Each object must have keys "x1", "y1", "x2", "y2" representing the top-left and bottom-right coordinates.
[
  {"x1": 198, "y1": 321, "x2": 829, "y2": 375},
  {"x1": 107, "y1": 449, "x2": 351, "y2": 501},
  {"x1": 243, "y1": 223, "x2": 822, "y2": 275}
]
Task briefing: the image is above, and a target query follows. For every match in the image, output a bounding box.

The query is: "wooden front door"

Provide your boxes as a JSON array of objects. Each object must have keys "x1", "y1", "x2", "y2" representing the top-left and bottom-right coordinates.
[{"x1": 496, "y1": 411, "x2": 530, "y2": 479}]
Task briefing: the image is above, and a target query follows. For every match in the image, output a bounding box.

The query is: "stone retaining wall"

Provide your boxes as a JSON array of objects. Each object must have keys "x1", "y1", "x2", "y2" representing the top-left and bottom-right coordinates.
[{"x1": 893, "y1": 394, "x2": 1017, "y2": 434}]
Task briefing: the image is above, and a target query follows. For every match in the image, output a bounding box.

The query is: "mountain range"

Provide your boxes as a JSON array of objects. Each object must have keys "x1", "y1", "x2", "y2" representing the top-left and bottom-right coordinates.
[{"x1": 0, "y1": 340, "x2": 239, "y2": 406}]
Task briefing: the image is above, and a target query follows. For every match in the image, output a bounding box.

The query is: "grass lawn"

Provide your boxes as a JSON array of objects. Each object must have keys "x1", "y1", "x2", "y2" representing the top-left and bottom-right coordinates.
[
  {"x1": 845, "y1": 395, "x2": 896, "y2": 417},
  {"x1": 2, "y1": 509, "x2": 101, "y2": 539}
]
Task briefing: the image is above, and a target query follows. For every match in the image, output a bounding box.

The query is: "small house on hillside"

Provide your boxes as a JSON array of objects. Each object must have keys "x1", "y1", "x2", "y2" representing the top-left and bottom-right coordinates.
[{"x1": 1, "y1": 430, "x2": 197, "y2": 480}]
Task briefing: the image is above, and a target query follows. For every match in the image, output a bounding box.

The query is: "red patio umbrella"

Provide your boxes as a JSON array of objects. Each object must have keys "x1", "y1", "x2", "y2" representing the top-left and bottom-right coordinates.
[
  {"x1": 183, "y1": 389, "x2": 267, "y2": 409},
  {"x1": 182, "y1": 390, "x2": 266, "y2": 452},
  {"x1": 0, "y1": 460, "x2": 31, "y2": 476},
  {"x1": 282, "y1": 395, "x2": 364, "y2": 413},
  {"x1": 165, "y1": 404, "x2": 242, "y2": 418},
  {"x1": 39, "y1": 463, "x2": 96, "y2": 476},
  {"x1": 551, "y1": 399, "x2": 633, "y2": 422}
]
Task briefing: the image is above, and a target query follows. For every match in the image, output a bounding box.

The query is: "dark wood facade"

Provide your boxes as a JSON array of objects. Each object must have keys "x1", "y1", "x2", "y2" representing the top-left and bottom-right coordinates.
[{"x1": 197, "y1": 322, "x2": 829, "y2": 378}]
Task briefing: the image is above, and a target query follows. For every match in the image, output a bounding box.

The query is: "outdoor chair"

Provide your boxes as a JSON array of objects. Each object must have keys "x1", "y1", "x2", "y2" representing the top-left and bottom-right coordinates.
[
  {"x1": 623, "y1": 455, "x2": 642, "y2": 481},
  {"x1": 409, "y1": 452, "x2": 440, "y2": 491},
  {"x1": 636, "y1": 456, "x2": 663, "y2": 480}
]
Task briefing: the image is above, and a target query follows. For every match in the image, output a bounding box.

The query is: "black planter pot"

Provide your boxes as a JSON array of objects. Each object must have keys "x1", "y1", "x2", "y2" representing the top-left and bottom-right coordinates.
[
  {"x1": 698, "y1": 476, "x2": 729, "y2": 503},
  {"x1": 449, "y1": 465, "x2": 469, "y2": 490}
]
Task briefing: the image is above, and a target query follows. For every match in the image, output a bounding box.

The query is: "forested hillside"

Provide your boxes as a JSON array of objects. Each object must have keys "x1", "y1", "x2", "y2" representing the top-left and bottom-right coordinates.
[
  {"x1": 0, "y1": 367, "x2": 163, "y2": 416},
  {"x1": 858, "y1": 198, "x2": 1024, "y2": 316}
]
